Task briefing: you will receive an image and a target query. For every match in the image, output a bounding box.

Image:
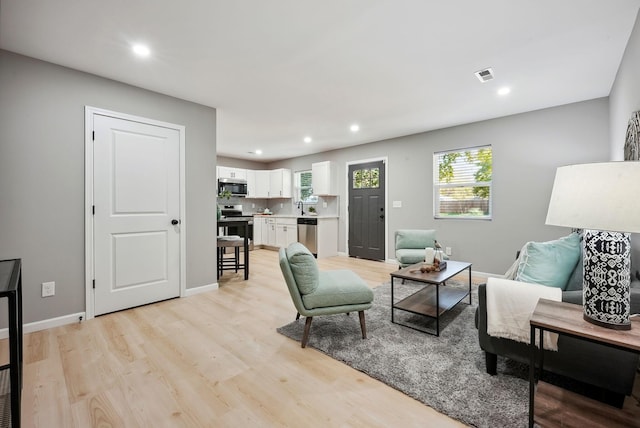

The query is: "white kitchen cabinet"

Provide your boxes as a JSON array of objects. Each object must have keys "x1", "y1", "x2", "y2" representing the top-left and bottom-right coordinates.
[
  {"x1": 236, "y1": 168, "x2": 291, "y2": 199},
  {"x1": 246, "y1": 170, "x2": 256, "y2": 198},
  {"x1": 253, "y1": 216, "x2": 264, "y2": 245},
  {"x1": 254, "y1": 170, "x2": 271, "y2": 198},
  {"x1": 218, "y1": 166, "x2": 247, "y2": 180},
  {"x1": 276, "y1": 218, "x2": 297, "y2": 248},
  {"x1": 266, "y1": 218, "x2": 277, "y2": 246},
  {"x1": 312, "y1": 161, "x2": 337, "y2": 195},
  {"x1": 269, "y1": 168, "x2": 292, "y2": 198},
  {"x1": 317, "y1": 217, "x2": 338, "y2": 258}
]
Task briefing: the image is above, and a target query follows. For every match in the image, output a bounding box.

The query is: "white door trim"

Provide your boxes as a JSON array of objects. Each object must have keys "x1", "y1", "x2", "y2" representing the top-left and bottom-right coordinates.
[
  {"x1": 344, "y1": 156, "x2": 389, "y2": 261},
  {"x1": 84, "y1": 106, "x2": 186, "y2": 320}
]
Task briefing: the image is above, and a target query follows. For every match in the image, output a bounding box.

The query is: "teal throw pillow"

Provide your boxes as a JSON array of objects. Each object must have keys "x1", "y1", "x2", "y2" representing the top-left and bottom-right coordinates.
[
  {"x1": 515, "y1": 233, "x2": 581, "y2": 290},
  {"x1": 286, "y1": 242, "x2": 319, "y2": 295},
  {"x1": 564, "y1": 245, "x2": 584, "y2": 291}
]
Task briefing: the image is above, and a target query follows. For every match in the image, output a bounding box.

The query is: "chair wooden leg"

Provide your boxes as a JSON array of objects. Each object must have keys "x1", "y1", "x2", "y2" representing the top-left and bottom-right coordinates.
[
  {"x1": 301, "y1": 317, "x2": 313, "y2": 348},
  {"x1": 358, "y1": 311, "x2": 367, "y2": 339},
  {"x1": 296, "y1": 312, "x2": 300, "y2": 320}
]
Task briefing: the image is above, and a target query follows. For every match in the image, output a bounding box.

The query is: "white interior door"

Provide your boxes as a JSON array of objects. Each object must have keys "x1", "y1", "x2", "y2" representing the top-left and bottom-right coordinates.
[{"x1": 93, "y1": 114, "x2": 181, "y2": 315}]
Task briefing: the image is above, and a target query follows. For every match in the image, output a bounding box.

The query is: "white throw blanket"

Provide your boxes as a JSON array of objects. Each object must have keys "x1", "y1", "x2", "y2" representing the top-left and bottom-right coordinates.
[{"x1": 486, "y1": 277, "x2": 562, "y2": 351}]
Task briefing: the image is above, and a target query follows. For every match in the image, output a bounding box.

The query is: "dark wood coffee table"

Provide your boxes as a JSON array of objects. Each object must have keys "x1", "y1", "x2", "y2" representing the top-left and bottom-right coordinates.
[{"x1": 390, "y1": 260, "x2": 472, "y2": 336}]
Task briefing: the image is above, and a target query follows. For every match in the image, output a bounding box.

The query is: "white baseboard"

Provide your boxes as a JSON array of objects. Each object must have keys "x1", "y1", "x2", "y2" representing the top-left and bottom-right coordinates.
[
  {"x1": 0, "y1": 312, "x2": 86, "y2": 339},
  {"x1": 0, "y1": 284, "x2": 221, "y2": 339},
  {"x1": 184, "y1": 282, "x2": 219, "y2": 296}
]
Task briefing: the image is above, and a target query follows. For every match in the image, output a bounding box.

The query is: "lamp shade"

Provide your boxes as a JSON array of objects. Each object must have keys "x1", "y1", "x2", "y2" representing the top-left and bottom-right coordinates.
[{"x1": 545, "y1": 161, "x2": 640, "y2": 233}]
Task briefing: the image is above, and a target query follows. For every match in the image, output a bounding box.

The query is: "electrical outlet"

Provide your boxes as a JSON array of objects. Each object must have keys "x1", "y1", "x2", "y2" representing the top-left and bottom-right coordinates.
[
  {"x1": 445, "y1": 247, "x2": 452, "y2": 256},
  {"x1": 323, "y1": 201, "x2": 328, "y2": 208},
  {"x1": 42, "y1": 281, "x2": 55, "y2": 297}
]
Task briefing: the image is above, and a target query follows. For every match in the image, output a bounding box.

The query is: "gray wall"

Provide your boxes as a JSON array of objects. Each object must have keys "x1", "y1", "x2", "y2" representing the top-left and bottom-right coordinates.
[
  {"x1": 609, "y1": 9, "x2": 640, "y2": 271},
  {"x1": 610, "y1": 10, "x2": 640, "y2": 160},
  {"x1": 0, "y1": 50, "x2": 217, "y2": 323},
  {"x1": 216, "y1": 155, "x2": 266, "y2": 170},
  {"x1": 270, "y1": 99, "x2": 610, "y2": 274}
]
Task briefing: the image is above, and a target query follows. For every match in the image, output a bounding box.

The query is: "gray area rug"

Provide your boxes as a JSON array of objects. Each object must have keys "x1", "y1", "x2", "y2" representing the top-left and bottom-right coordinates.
[{"x1": 277, "y1": 280, "x2": 530, "y2": 428}]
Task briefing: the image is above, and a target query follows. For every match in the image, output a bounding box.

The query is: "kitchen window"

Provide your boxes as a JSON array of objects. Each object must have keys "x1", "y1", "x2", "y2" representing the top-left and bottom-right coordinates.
[
  {"x1": 433, "y1": 145, "x2": 492, "y2": 219},
  {"x1": 295, "y1": 170, "x2": 318, "y2": 204}
]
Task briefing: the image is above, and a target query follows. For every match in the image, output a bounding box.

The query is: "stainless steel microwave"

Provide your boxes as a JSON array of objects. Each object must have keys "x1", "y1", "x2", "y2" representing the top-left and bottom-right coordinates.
[{"x1": 218, "y1": 178, "x2": 247, "y2": 197}]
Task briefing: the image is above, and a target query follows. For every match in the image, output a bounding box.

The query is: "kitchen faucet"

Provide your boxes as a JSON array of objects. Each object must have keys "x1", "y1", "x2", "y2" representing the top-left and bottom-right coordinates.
[{"x1": 297, "y1": 201, "x2": 305, "y2": 215}]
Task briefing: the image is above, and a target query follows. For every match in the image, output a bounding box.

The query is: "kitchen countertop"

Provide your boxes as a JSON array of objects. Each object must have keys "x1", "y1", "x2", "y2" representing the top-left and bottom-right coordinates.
[{"x1": 252, "y1": 214, "x2": 339, "y2": 219}]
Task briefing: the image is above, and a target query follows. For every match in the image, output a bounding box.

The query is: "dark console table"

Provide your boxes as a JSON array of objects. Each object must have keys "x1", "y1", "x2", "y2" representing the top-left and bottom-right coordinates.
[{"x1": 0, "y1": 259, "x2": 23, "y2": 427}]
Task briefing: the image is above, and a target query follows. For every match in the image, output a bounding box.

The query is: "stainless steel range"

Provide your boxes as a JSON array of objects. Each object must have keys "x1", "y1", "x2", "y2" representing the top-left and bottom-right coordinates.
[{"x1": 219, "y1": 205, "x2": 254, "y2": 250}]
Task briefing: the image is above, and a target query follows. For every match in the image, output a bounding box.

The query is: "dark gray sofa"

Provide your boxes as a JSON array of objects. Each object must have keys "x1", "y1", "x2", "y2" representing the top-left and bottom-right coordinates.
[{"x1": 475, "y1": 259, "x2": 640, "y2": 407}]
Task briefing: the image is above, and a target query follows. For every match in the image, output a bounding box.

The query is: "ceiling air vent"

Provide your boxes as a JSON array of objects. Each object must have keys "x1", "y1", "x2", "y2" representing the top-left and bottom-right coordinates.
[{"x1": 474, "y1": 68, "x2": 494, "y2": 83}]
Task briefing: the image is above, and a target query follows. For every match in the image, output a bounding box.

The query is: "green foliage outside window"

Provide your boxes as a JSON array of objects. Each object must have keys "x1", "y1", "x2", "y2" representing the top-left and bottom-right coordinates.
[
  {"x1": 297, "y1": 170, "x2": 317, "y2": 203},
  {"x1": 435, "y1": 146, "x2": 492, "y2": 218},
  {"x1": 352, "y1": 168, "x2": 379, "y2": 188}
]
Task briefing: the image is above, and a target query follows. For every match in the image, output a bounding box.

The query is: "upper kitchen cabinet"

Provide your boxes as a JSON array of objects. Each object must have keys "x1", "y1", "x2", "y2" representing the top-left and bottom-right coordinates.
[
  {"x1": 312, "y1": 161, "x2": 337, "y2": 195},
  {"x1": 270, "y1": 168, "x2": 292, "y2": 198},
  {"x1": 249, "y1": 170, "x2": 270, "y2": 198},
  {"x1": 228, "y1": 167, "x2": 291, "y2": 199},
  {"x1": 218, "y1": 166, "x2": 247, "y2": 180},
  {"x1": 246, "y1": 169, "x2": 256, "y2": 198}
]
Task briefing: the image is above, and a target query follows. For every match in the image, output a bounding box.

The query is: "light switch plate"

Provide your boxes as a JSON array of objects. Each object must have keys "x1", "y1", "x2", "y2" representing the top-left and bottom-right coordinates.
[{"x1": 393, "y1": 201, "x2": 402, "y2": 208}]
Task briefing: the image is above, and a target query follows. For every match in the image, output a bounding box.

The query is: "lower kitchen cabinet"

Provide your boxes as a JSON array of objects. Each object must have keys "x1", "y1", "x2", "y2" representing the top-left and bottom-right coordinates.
[
  {"x1": 266, "y1": 218, "x2": 277, "y2": 246},
  {"x1": 254, "y1": 216, "x2": 337, "y2": 255},
  {"x1": 253, "y1": 217, "x2": 264, "y2": 245},
  {"x1": 316, "y1": 217, "x2": 338, "y2": 258},
  {"x1": 276, "y1": 218, "x2": 297, "y2": 248}
]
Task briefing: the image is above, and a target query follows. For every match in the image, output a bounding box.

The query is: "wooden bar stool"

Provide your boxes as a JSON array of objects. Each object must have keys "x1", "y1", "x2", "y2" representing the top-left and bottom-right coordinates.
[{"x1": 217, "y1": 235, "x2": 245, "y2": 278}]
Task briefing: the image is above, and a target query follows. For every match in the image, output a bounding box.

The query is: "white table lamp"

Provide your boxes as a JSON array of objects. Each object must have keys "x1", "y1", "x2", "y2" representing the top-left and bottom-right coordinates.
[{"x1": 546, "y1": 161, "x2": 640, "y2": 330}]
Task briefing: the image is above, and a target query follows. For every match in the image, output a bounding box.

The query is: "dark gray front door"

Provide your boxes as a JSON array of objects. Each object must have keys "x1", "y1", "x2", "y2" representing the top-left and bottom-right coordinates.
[{"x1": 348, "y1": 160, "x2": 385, "y2": 261}]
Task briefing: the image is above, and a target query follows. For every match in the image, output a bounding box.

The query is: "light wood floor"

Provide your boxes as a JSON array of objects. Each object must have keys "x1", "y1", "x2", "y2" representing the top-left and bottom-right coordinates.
[
  {"x1": 6, "y1": 249, "x2": 640, "y2": 427},
  {"x1": 12, "y1": 250, "x2": 466, "y2": 427}
]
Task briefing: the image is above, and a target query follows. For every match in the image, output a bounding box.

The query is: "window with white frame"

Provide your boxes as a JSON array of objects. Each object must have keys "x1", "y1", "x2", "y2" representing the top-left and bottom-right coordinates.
[
  {"x1": 433, "y1": 145, "x2": 492, "y2": 219},
  {"x1": 295, "y1": 170, "x2": 318, "y2": 204}
]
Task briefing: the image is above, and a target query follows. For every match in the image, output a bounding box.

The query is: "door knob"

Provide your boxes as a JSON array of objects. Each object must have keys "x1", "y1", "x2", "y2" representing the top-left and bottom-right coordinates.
[{"x1": 171, "y1": 219, "x2": 180, "y2": 225}]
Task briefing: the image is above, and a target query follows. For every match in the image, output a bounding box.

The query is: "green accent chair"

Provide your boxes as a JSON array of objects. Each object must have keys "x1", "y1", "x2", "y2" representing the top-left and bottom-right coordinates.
[
  {"x1": 395, "y1": 229, "x2": 445, "y2": 268},
  {"x1": 279, "y1": 242, "x2": 374, "y2": 348}
]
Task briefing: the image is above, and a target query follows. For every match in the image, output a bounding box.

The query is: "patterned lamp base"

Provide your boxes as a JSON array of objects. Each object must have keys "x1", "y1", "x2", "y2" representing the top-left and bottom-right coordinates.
[{"x1": 583, "y1": 230, "x2": 631, "y2": 330}]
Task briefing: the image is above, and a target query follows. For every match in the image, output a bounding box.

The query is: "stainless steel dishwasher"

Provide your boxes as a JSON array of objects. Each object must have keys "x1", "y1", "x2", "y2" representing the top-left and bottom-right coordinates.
[{"x1": 297, "y1": 217, "x2": 318, "y2": 257}]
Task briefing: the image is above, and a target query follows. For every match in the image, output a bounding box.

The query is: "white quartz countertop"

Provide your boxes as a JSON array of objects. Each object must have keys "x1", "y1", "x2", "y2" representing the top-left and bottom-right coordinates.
[{"x1": 252, "y1": 214, "x2": 339, "y2": 219}]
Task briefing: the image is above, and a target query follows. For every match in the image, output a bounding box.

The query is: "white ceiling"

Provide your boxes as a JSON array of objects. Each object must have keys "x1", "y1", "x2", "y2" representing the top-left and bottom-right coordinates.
[{"x1": 2, "y1": 0, "x2": 639, "y2": 162}]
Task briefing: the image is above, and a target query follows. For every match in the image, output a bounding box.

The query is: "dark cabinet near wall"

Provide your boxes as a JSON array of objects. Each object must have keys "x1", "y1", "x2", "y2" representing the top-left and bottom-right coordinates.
[{"x1": 0, "y1": 259, "x2": 23, "y2": 427}]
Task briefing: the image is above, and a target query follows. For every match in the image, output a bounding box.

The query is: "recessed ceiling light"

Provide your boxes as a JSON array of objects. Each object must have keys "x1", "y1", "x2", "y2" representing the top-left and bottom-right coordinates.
[
  {"x1": 132, "y1": 44, "x2": 151, "y2": 57},
  {"x1": 497, "y1": 87, "x2": 511, "y2": 96},
  {"x1": 350, "y1": 124, "x2": 360, "y2": 133},
  {"x1": 255, "y1": 149, "x2": 263, "y2": 155},
  {"x1": 304, "y1": 136, "x2": 312, "y2": 143}
]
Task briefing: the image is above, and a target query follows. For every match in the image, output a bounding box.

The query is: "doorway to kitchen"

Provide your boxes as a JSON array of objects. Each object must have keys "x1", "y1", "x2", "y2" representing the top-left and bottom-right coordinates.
[{"x1": 347, "y1": 159, "x2": 386, "y2": 261}]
